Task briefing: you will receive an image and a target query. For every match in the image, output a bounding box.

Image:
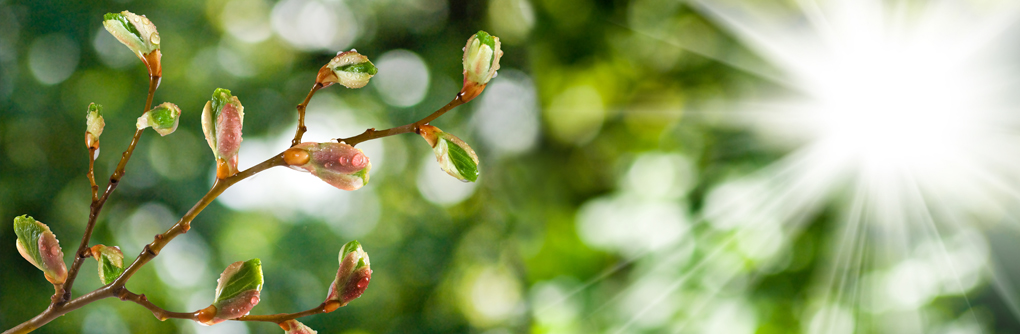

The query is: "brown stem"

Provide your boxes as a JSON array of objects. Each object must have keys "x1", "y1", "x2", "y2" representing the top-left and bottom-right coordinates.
[
  {"x1": 88, "y1": 148, "x2": 98, "y2": 202},
  {"x1": 113, "y1": 153, "x2": 287, "y2": 286},
  {"x1": 339, "y1": 92, "x2": 467, "y2": 147},
  {"x1": 4, "y1": 153, "x2": 288, "y2": 334},
  {"x1": 236, "y1": 303, "x2": 330, "y2": 323},
  {"x1": 62, "y1": 75, "x2": 161, "y2": 303},
  {"x1": 2, "y1": 286, "x2": 115, "y2": 334},
  {"x1": 119, "y1": 290, "x2": 197, "y2": 321},
  {"x1": 291, "y1": 83, "x2": 324, "y2": 147}
]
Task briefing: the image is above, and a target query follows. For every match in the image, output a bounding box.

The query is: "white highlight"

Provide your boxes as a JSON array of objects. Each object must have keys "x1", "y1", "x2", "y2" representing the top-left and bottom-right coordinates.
[
  {"x1": 372, "y1": 50, "x2": 430, "y2": 107},
  {"x1": 687, "y1": 0, "x2": 1020, "y2": 330}
]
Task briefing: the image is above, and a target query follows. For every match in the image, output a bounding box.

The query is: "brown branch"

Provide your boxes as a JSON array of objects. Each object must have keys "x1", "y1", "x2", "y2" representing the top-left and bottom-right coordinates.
[
  {"x1": 291, "y1": 83, "x2": 324, "y2": 147},
  {"x1": 62, "y1": 75, "x2": 161, "y2": 303},
  {"x1": 2, "y1": 285, "x2": 115, "y2": 334},
  {"x1": 113, "y1": 153, "x2": 287, "y2": 286},
  {"x1": 236, "y1": 302, "x2": 332, "y2": 323},
  {"x1": 338, "y1": 92, "x2": 467, "y2": 147},
  {"x1": 4, "y1": 152, "x2": 288, "y2": 334},
  {"x1": 118, "y1": 290, "x2": 197, "y2": 321},
  {"x1": 87, "y1": 148, "x2": 98, "y2": 202}
]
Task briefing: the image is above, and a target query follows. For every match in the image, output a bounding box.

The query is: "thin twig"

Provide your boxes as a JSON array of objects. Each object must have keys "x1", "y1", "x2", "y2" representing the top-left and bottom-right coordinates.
[
  {"x1": 291, "y1": 83, "x2": 324, "y2": 147},
  {"x1": 3, "y1": 153, "x2": 288, "y2": 334},
  {"x1": 62, "y1": 75, "x2": 161, "y2": 303},
  {"x1": 338, "y1": 92, "x2": 466, "y2": 147},
  {"x1": 113, "y1": 153, "x2": 287, "y2": 286},
  {"x1": 87, "y1": 148, "x2": 98, "y2": 202},
  {"x1": 236, "y1": 303, "x2": 331, "y2": 323},
  {"x1": 118, "y1": 290, "x2": 198, "y2": 321}
]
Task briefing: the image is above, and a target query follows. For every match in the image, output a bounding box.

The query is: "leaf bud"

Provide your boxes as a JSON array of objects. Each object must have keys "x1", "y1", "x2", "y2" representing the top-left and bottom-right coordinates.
[
  {"x1": 89, "y1": 245, "x2": 125, "y2": 285},
  {"x1": 197, "y1": 258, "x2": 264, "y2": 325},
  {"x1": 136, "y1": 102, "x2": 181, "y2": 136},
  {"x1": 279, "y1": 320, "x2": 318, "y2": 334},
  {"x1": 85, "y1": 103, "x2": 105, "y2": 150},
  {"x1": 102, "y1": 11, "x2": 162, "y2": 77},
  {"x1": 460, "y1": 30, "x2": 502, "y2": 102},
  {"x1": 13, "y1": 215, "x2": 67, "y2": 284},
  {"x1": 285, "y1": 142, "x2": 370, "y2": 191},
  {"x1": 419, "y1": 125, "x2": 479, "y2": 182},
  {"x1": 316, "y1": 50, "x2": 378, "y2": 89},
  {"x1": 202, "y1": 88, "x2": 245, "y2": 179},
  {"x1": 325, "y1": 240, "x2": 372, "y2": 309}
]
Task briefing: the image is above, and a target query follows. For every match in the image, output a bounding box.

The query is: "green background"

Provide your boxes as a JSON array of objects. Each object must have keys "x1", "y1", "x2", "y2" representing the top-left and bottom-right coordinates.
[{"x1": 2, "y1": 0, "x2": 1019, "y2": 333}]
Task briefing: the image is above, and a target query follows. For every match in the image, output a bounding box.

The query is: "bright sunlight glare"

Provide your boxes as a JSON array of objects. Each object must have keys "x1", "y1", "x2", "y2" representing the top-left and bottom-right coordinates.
[
  {"x1": 580, "y1": 0, "x2": 1020, "y2": 333},
  {"x1": 689, "y1": 0, "x2": 1020, "y2": 331}
]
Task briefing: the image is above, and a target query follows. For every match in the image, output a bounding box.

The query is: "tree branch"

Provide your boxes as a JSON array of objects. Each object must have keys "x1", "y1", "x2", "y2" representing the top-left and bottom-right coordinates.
[
  {"x1": 338, "y1": 92, "x2": 466, "y2": 147},
  {"x1": 291, "y1": 83, "x2": 324, "y2": 147},
  {"x1": 63, "y1": 75, "x2": 161, "y2": 303}
]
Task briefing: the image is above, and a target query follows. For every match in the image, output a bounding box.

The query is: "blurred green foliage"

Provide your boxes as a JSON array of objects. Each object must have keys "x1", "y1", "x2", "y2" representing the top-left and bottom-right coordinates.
[{"x1": 1, "y1": 0, "x2": 1016, "y2": 333}]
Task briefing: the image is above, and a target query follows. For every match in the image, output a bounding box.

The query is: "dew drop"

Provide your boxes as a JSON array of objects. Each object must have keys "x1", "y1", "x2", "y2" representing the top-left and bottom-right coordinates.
[{"x1": 149, "y1": 32, "x2": 160, "y2": 44}]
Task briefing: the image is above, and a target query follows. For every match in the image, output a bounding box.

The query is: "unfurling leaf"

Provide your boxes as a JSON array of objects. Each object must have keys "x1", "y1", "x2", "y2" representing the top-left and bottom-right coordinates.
[
  {"x1": 324, "y1": 240, "x2": 372, "y2": 310},
  {"x1": 316, "y1": 50, "x2": 377, "y2": 89},
  {"x1": 85, "y1": 103, "x2": 105, "y2": 150},
  {"x1": 197, "y1": 259, "x2": 264, "y2": 325},
  {"x1": 202, "y1": 88, "x2": 245, "y2": 179},
  {"x1": 419, "y1": 125, "x2": 479, "y2": 182},
  {"x1": 102, "y1": 11, "x2": 162, "y2": 76},
  {"x1": 89, "y1": 245, "x2": 124, "y2": 285},
  {"x1": 280, "y1": 319, "x2": 318, "y2": 334},
  {"x1": 13, "y1": 215, "x2": 67, "y2": 284},
  {"x1": 460, "y1": 30, "x2": 502, "y2": 102},
  {"x1": 285, "y1": 142, "x2": 371, "y2": 191},
  {"x1": 136, "y1": 102, "x2": 181, "y2": 136}
]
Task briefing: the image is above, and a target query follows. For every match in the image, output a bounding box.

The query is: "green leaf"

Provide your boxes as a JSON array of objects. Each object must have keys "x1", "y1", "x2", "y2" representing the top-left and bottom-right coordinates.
[
  {"x1": 87, "y1": 103, "x2": 103, "y2": 117},
  {"x1": 337, "y1": 62, "x2": 378, "y2": 75},
  {"x1": 13, "y1": 215, "x2": 44, "y2": 265},
  {"x1": 99, "y1": 256, "x2": 124, "y2": 285},
  {"x1": 211, "y1": 88, "x2": 233, "y2": 119},
  {"x1": 474, "y1": 30, "x2": 496, "y2": 66},
  {"x1": 445, "y1": 139, "x2": 479, "y2": 182},
  {"x1": 104, "y1": 12, "x2": 141, "y2": 41},
  {"x1": 215, "y1": 258, "x2": 263, "y2": 303},
  {"x1": 150, "y1": 107, "x2": 175, "y2": 128}
]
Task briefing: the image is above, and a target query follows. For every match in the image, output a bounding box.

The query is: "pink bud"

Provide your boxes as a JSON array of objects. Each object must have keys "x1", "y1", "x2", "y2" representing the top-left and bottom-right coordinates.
[
  {"x1": 325, "y1": 240, "x2": 372, "y2": 308},
  {"x1": 280, "y1": 319, "x2": 318, "y2": 334},
  {"x1": 286, "y1": 142, "x2": 371, "y2": 191},
  {"x1": 13, "y1": 215, "x2": 67, "y2": 284}
]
